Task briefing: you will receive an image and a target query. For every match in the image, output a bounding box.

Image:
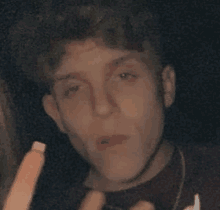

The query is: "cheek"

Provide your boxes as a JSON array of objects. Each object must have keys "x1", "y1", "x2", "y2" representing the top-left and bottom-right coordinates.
[
  {"x1": 120, "y1": 96, "x2": 143, "y2": 118},
  {"x1": 68, "y1": 135, "x2": 91, "y2": 163},
  {"x1": 117, "y1": 82, "x2": 151, "y2": 119},
  {"x1": 60, "y1": 101, "x2": 93, "y2": 161},
  {"x1": 123, "y1": 80, "x2": 163, "y2": 134},
  {"x1": 59, "y1": 95, "x2": 92, "y2": 135}
]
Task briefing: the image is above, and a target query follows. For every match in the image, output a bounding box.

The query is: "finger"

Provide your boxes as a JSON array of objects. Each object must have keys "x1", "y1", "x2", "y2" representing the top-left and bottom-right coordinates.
[
  {"x1": 184, "y1": 194, "x2": 200, "y2": 210},
  {"x1": 194, "y1": 194, "x2": 200, "y2": 210},
  {"x1": 183, "y1": 206, "x2": 194, "y2": 210},
  {"x1": 130, "y1": 201, "x2": 155, "y2": 210},
  {"x1": 79, "y1": 191, "x2": 106, "y2": 210},
  {"x1": 3, "y1": 141, "x2": 46, "y2": 210}
]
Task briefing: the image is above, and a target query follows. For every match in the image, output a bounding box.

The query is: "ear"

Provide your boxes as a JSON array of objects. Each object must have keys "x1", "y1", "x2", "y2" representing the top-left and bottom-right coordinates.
[
  {"x1": 42, "y1": 95, "x2": 66, "y2": 133},
  {"x1": 162, "y1": 65, "x2": 176, "y2": 108}
]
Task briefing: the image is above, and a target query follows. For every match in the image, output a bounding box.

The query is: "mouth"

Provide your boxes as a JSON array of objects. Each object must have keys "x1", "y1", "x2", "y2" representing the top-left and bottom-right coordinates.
[{"x1": 96, "y1": 135, "x2": 129, "y2": 151}]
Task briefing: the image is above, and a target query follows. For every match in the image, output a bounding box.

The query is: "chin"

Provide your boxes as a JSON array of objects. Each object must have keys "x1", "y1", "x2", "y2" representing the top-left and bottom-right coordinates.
[
  {"x1": 101, "y1": 155, "x2": 145, "y2": 183},
  {"x1": 104, "y1": 173, "x2": 138, "y2": 183}
]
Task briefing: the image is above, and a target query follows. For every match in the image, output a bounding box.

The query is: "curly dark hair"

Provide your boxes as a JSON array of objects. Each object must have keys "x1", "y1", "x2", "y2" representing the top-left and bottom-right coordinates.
[{"x1": 9, "y1": 2, "x2": 166, "y2": 96}]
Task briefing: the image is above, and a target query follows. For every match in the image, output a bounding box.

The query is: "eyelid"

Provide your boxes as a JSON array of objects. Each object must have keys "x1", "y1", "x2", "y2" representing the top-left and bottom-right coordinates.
[
  {"x1": 108, "y1": 69, "x2": 138, "y2": 83},
  {"x1": 63, "y1": 79, "x2": 83, "y2": 89},
  {"x1": 63, "y1": 84, "x2": 81, "y2": 97},
  {"x1": 66, "y1": 78, "x2": 80, "y2": 83},
  {"x1": 116, "y1": 61, "x2": 137, "y2": 72},
  {"x1": 117, "y1": 68, "x2": 138, "y2": 77},
  {"x1": 65, "y1": 80, "x2": 82, "y2": 90}
]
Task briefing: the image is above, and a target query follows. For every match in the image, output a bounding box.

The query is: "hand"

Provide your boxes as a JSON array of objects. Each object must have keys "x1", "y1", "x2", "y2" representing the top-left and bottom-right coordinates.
[
  {"x1": 2, "y1": 140, "x2": 155, "y2": 210},
  {"x1": 79, "y1": 191, "x2": 201, "y2": 210},
  {"x1": 183, "y1": 194, "x2": 200, "y2": 210},
  {"x1": 79, "y1": 190, "x2": 155, "y2": 210},
  {"x1": 3, "y1": 141, "x2": 46, "y2": 210}
]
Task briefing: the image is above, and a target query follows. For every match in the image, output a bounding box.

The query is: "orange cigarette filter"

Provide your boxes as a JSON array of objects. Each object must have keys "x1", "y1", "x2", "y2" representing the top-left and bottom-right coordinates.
[{"x1": 3, "y1": 141, "x2": 46, "y2": 210}]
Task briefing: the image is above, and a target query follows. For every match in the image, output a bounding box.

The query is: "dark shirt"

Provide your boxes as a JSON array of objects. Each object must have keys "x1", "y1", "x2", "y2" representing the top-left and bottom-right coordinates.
[{"x1": 30, "y1": 144, "x2": 220, "y2": 210}]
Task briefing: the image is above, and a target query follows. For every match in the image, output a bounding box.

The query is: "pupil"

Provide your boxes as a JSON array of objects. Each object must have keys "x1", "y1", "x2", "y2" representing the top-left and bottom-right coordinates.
[{"x1": 121, "y1": 73, "x2": 127, "y2": 78}]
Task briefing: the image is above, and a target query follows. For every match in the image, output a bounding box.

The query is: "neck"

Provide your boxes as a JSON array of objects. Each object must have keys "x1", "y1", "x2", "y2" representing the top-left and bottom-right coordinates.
[{"x1": 84, "y1": 139, "x2": 174, "y2": 192}]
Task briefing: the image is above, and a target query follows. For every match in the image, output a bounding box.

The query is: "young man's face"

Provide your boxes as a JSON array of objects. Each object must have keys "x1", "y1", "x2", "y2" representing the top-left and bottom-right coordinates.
[{"x1": 43, "y1": 38, "x2": 175, "y2": 183}]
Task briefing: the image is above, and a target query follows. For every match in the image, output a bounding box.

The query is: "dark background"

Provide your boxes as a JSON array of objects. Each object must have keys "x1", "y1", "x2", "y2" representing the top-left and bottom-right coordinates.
[{"x1": 1, "y1": 0, "x2": 220, "y2": 194}]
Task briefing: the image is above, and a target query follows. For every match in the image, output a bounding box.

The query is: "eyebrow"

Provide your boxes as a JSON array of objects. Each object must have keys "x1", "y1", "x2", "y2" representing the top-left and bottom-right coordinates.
[
  {"x1": 54, "y1": 71, "x2": 86, "y2": 82},
  {"x1": 54, "y1": 53, "x2": 136, "y2": 82},
  {"x1": 109, "y1": 53, "x2": 136, "y2": 68},
  {"x1": 55, "y1": 73, "x2": 77, "y2": 81},
  {"x1": 106, "y1": 53, "x2": 137, "y2": 79}
]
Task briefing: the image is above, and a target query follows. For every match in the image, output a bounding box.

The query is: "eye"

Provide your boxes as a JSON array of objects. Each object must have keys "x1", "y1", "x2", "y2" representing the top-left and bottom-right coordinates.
[
  {"x1": 64, "y1": 85, "x2": 80, "y2": 97},
  {"x1": 119, "y1": 72, "x2": 137, "y2": 81}
]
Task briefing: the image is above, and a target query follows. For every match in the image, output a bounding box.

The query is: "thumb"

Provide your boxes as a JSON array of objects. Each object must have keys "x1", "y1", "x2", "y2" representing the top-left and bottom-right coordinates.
[
  {"x1": 79, "y1": 191, "x2": 106, "y2": 210},
  {"x1": 130, "y1": 201, "x2": 155, "y2": 210},
  {"x1": 183, "y1": 206, "x2": 194, "y2": 210}
]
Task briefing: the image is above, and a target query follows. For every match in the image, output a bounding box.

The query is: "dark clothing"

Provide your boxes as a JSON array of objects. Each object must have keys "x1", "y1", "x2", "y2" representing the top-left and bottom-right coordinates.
[{"x1": 30, "y1": 144, "x2": 220, "y2": 210}]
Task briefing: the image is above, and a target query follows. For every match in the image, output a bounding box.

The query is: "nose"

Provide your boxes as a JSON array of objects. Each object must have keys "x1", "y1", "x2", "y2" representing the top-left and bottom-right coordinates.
[{"x1": 91, "y1": 88, "x2": 119, "y2": 119}]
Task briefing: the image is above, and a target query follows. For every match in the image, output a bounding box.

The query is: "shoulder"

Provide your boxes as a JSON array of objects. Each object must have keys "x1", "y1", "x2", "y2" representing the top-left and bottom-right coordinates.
[
  {"x1": 179, "y1": 143, "x2": 220, "y2": 210},
  {"x1": 181, "y1": 143, "x2": 220, "y2": 171},
  {"x1": 180, "y1": 143, "x2": 220, "y2": 183}
]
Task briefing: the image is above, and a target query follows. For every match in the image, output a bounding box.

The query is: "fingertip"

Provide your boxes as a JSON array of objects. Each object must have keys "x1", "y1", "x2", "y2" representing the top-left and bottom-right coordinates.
[
  {"x1": 79, "y1": 190, "x2": 105, "y2": 210},
  {"x1": 131, "y1": 201, "x2": 155, "y2": 210},
  {"x1": 183, "y1": 206, "x2": 194, "y2": 210},
  {"x1": 90, "y1": 190, "x2": 106, "y2": 203},
  {"x1": 32, "y1": 141, "x2": 46, "y2": 153}
]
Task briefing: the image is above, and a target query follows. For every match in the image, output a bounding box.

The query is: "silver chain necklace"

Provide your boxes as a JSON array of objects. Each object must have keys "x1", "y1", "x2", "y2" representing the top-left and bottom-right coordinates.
[
  {"x1": 172, "y1": 147, "x2": 186, "y2": 210},
  {"x1": 103, "y1": 146, "x2": 186, "y2": 210}
]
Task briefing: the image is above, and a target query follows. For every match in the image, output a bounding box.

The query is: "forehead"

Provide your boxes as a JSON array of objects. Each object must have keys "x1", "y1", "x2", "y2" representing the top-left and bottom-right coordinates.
[{"x1": 54, "y1": 38, "x2": 152, "y2": 80}]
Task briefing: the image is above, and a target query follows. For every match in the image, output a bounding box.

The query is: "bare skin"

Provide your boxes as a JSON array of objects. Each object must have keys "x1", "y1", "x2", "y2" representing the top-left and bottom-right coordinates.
[
  {"x1": 3, "y1": 143, "x2": 155, "y2": 210},
  {"x1": 3, "y1": 146, "x2": 199, "y2": 210},
  {"x1": 84, "y1": 139, "x2": 174, "y2": 192}
]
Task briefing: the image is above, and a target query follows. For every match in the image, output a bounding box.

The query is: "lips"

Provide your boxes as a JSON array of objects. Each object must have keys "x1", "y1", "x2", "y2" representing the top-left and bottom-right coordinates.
[{"x1": 96, "y1": 135, "x2": 128, "y2": 151}]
